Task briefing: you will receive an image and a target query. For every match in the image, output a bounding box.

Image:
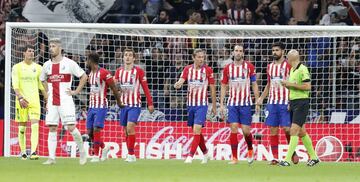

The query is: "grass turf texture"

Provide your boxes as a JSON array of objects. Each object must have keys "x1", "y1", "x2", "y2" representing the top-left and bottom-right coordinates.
[{"x1": 1, "y1": 157, "x2": 359, "y2": 182}]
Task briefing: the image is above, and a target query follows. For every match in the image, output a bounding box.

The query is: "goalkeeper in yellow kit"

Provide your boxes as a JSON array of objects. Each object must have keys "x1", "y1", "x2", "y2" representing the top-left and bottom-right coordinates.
[{"x1": 12, "y1": 45, "x2": 47, "y2": 160}]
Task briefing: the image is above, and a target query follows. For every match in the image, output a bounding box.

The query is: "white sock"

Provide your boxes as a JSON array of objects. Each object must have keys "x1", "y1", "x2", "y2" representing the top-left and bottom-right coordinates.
[
  {"x1": 70, "y1": 128, "x2": 84, "y2": 152},
  {"x1": 48, "y1": 132, "x2": 57, "y2": 160}
]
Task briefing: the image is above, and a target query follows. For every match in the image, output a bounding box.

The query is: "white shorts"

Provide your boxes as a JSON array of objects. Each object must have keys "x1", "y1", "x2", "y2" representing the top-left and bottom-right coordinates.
[{"x1": 45, "y1": 102, "x2": 76, "y2": 126}]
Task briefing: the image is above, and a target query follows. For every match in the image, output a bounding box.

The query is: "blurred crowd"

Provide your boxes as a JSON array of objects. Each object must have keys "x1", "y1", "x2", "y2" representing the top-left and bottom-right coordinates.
[{"x1": 0, "y1": 0, "x2": 359, "y2": 123}]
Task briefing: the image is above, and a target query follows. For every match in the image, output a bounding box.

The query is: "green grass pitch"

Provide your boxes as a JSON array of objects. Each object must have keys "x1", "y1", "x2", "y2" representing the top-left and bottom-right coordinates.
[{"x1": 1, "y1": 157, "x2": 359, "y2": 182}]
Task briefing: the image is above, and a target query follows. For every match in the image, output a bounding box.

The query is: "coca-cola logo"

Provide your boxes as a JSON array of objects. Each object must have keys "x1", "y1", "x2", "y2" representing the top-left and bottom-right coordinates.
[{"x1": 315, "y1": 136, "x2": 343, "y2": 162}]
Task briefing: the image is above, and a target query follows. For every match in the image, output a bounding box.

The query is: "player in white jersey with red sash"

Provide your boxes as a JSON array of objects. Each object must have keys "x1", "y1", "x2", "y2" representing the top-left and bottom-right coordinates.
[
  {"x1": 174, "y1": 49, "x2": 217, "y2": 164},
  {"x1": 220, "y1": 45, "x2": 260, "y2": 165},
  {"x1": 257, "y1": 42, "x2": 299, "y2": 165},
  {"x1": 40, "y1": 38, "x2": 88, "y2": 165},
  {"x1": 86, "y1": 52, "x2": 123, "y2": 162},
  {"x1": 114, "y1": 48, "x2": 154, "y2": 163}
]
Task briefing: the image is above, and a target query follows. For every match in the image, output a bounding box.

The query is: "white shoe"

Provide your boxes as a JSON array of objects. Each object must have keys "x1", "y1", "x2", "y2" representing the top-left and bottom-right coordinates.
[
  {"x1": 42, "y1": 158, "x2": 56, "y2": 165},
  {"x1": 247, "y1": 150, "x2": 254, "y2": 165},
  {"x1": 201, "y1": 153, "x2": 211, "y2": 164},
  {"x1": 100, "y1": 146, "x2": 110, "y2": 161},
  {"x1": 79, "y1": 151, "x2": 87, "y2": 165},
  {"x1": 124, "y1": 154, "x2": 136, "y2": 163},
  {"x1": 90, "y1": 156, "x2": 100, "y2": 163},
  {"x1": 184, "y1": 156, "x2": 193, "y2": 164}
]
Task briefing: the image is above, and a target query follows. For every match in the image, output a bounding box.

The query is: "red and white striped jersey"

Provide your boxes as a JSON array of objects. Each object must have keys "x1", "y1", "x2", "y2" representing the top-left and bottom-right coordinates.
[
  {"x1": 114, "y1": 66, "x2": 153, "y2": 107},
  {"x1": 88, "y1": 68, "x2": 114, "y2": 108},
  {"x1": 180, "y1": 64, "x2": 215, "y2": 107},
  {"x1": 218, "y1": 15, "x2": 235, "y2": 25},
  {"x1": 267, "y1": 61, "x2": 291, "y2": 104},
  {"x1": 221, "y1": 61, "x2": 256, "y2": 106},
  {"x1": 40, "y1": 57, "x2": 85, "y2": 106}
]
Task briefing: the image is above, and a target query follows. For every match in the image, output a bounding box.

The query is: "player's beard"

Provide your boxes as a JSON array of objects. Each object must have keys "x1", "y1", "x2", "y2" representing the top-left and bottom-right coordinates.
[
  {"x1": 234, "y1": 55, "x2": 243, "y2": 61},
  {"x1": 272, "y1": 53, "x2": 282, "y2": 61}
]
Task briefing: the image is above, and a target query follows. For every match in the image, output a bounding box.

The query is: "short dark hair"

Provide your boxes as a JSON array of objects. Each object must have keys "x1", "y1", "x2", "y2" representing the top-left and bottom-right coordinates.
[
  {"x1": 218, "y1": 3, "x2": 227, "y2": 14},
  {"x1": 21, "y1": 45, "x2": 34, "y2": 53},
  {"x1": 159, "y1": 9, "x2": 169, "y2": 16},
  {"x1": 272, "y1": 42, "x2": 285, "y2": 50},
  {"x1": 88, "y1": 52, "x2": 100, "y2": 64}
]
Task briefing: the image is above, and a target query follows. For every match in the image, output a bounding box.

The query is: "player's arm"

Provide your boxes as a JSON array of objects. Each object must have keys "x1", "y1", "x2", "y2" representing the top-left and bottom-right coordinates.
[
  {"x1": 207, "y1": 67, "x2": 217, "y2": 115},
  {"x1": 281, "y1": 68, "x2": 311, "y2": 91},
  {"x1": 12, "y1": 65, "x2": 28, "y2": 108},
  {"x1": 67, "y1": 61, "x2": 88, "y2": 95},
  {"x1": 174, "y1": 66, "x2": 188, "y2": 89},
  {"x1": 139, "y1": 69, "x2": 154, "y2": 113},
  {"x1": 282, "y1": 80, "x2": 311, "y2": 91},
  {"x1": 220, "y1": 66, "x2": 229, "y2": 118},
  {"x1": 103, "y1": 70, "x2": 124, "y2": 108},
  {"x1": 37, "y1": 65, "x2": 48, "y2": 104},
  {"x1": 250, "y1": 65, "x2": 260, "y2": 113},
  {"x1": 257, "y1": 82, "x2": 269, "y2": 105}
]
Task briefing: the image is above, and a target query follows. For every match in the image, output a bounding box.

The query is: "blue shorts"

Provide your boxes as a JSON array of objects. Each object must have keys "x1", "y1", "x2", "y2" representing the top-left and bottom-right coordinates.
[
  {"x1": 227, "y1": 106, "x2": 252, "y2": 126},
  {"x1": 119, "y1": 106, "x2": 141, "y2": 126},
  {"x1": 86, "y1": 108, "x2": 108, "y2": 129},
  {"x1": 187, "y1": 106, "x2": 208, "y2": 127},
  {"x1": 265, "y1": 104, "x2": 291, "y2": 127}
]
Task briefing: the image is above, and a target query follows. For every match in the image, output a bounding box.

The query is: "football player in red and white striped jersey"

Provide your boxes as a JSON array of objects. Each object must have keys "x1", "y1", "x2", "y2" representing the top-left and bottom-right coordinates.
[
  {"x1": 114, "y1": 48, "x2": 154, "y2": 163},
  {"x1": 257, "y1": 42, "x2": 299, "y2": 165},
  {"x1": 220, "y1": 45, "x2": 260, "y2": 165},
  {"x1": 86, "y1": 52, "x2": 122, "y2": 162},
  {"x1": 174, "y1": 49, "x2": 216, "y2": 164}
]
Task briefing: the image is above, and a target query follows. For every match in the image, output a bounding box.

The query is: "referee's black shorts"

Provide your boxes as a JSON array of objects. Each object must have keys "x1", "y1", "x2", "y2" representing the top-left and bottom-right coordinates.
[{"x1": 289, "y1": 99, "x2": 310, "y2": 127}]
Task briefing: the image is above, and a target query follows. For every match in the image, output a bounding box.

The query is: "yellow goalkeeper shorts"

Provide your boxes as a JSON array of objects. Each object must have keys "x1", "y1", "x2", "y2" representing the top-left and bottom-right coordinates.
[{"x1": 15, "y1": 104, "x2": 41, "y2": 122}]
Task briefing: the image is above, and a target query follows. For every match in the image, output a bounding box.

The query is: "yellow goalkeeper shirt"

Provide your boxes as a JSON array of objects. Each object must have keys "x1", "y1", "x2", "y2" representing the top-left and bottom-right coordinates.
[{"x1": 12, "y1": 61, "x2": 44, "y2": 107}]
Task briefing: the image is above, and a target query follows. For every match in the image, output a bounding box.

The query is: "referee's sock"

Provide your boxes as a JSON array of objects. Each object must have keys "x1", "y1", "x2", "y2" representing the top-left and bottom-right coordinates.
[
  {"x1": 18, "y1": 125, "x2": 26, "y2": 154},
  {"x1": 31, "y1": 123, "x2": 39, "y2": 153},
  {"x1": 285, "y1": 136, "x2": 299, "y2": 162},
  {"x1": 301, "y1": 134, "x2": 318, "y2": 160}
]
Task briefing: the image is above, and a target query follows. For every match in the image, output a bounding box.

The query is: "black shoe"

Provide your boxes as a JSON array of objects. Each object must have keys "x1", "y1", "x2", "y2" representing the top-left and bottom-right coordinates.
[
  {"x1": 21, "y1": 153, "x2": 27, "y2": 160},
  {"x1": 278, "y1": 161, "x2": 291, "y2": 166},
  {"x1": 307, "y1": 159, "x2": 320, "y2": 167},
  {"x1": 30, "y1": 152, "x2": 39, "y2": 160}
]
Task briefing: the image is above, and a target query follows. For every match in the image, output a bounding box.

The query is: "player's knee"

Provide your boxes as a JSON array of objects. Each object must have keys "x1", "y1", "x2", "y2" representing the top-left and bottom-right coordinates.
[
  {"x1": 49, "y1": 126, "x2": 57, "y2": 132},
  {"x1": 270, "y1": 127, "x2": 279, "y2": 135},
  {"x1": 290, "y1": 127, "x2": 300, "y2": 136},
  {"x1": 230, "y1": 124, "x2": 239, "y2": 133},
  {"x1": 93, "y1": 127, "x2": 101, "y2": 132}
]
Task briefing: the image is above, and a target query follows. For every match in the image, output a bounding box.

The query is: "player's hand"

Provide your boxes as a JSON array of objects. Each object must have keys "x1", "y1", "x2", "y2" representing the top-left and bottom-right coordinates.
[
  {"x1": 19, "y1": 98, "x2": 29, "y2": 108},
  {"x1": 117, "y1": 101, "x2": 125, "y2": 108},
  {"x1": 219, "y1": 105, "x2": 225, "y2": 120},
  {"x1": 211, "y1": 105, "x2": 217, "y2": 116},
  {"x1": 148, "y1": 105, "x2": 155, "y2": 114},
  {"x1": 256, "y1": 97, "x2": 264, "y2": 106},
  {"x1": 280, "y1": 80, "x2": 291, "y2": 88},
  {"x1": 66, "y1": 88, "x2": 78, "y2": 96},
  {"x1": 255, "y1": 105, "x2": 261, "y2": 114},
  {"x1": 174, "y1": 81, "x2": 182, "y2": 89}
]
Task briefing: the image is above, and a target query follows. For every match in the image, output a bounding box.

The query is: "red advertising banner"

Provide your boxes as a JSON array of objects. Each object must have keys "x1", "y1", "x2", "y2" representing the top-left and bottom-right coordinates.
[{"x1": 8, "y1": 120, "x2": 360, "y2": 162}]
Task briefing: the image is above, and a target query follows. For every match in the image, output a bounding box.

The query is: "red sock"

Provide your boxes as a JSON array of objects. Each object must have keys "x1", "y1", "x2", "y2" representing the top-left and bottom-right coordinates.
[
  {"x1": 93, "y1": 130, "x2": 103, "y2": 156},
  {"x1": 199, "y1": 134, "x2": 207, "y2": 154},
  {"x1": 127, "y1": 135, "x2": 135, "y2": 155},
  {"x1": 190, "y1": 134, "x2": 201, "y2": 157},
  {"x1": 270, "y1": 135, "x2": 279, "y2": 160},
  {"x1": 285, "y1": 132, "x2": 291, "y2": 143},
  {"x1": 245, "y1": 134, "x2": 253, "y2": 150},
  {"x1": 230, "y1": 133, "x2": 238, "y2": 159}
]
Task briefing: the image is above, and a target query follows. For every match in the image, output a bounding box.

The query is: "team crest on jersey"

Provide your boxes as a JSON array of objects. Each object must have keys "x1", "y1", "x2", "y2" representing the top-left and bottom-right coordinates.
[
  {"x1": 280, "y1": 68, "x2": 285, "y2": 79},
  {"x1": 202, "y1": 72, "x2": 206, "y2": 80},
  {"x1": 243, "y1": 68, "x2": 248, "y2": 76},
  {"x1": 131, "y1": 74, "x2": 136, "y2": 81}
]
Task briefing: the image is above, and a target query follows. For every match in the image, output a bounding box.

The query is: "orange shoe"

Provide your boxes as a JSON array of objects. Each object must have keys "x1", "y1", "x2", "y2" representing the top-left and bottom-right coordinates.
[{"x1": 247, "y1": 150, "x2": 254, "y2": 164}]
